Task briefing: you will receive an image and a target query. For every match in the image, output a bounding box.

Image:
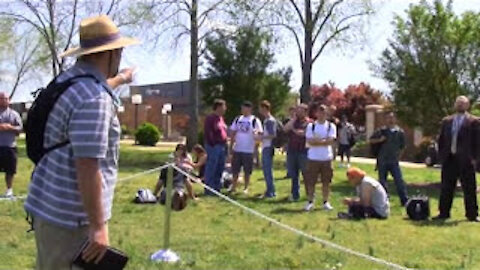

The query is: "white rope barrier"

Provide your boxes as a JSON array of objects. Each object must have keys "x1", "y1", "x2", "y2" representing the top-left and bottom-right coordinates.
[
  {"x1": 171, "y1": 164, "x2": 413, "y2": 270},
  {"x1": 117, "y1": 163, "x2": 172, "y2": 183},
  {"x1": 0, "y1": 163, "x2": 171, "y2": 202}
]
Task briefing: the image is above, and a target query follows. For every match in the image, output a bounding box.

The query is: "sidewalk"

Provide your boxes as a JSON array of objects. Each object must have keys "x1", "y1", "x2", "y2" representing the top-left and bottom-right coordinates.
[{"x1": 340, "y1": 156, "x2": 426, "y2": 169}]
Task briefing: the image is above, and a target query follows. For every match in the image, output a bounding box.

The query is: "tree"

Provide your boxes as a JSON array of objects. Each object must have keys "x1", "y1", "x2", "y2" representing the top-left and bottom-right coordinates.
[
  {"x1": 155, "y1": 0, "x2": 232, "y2": 150},
  {"x1": 201, "y1": 27, "x2": 291, "y2": 123},
  {"x1": 233, "y1": 0, "x2": 373, "y2": 103},
  {"x1": 0, "y1": 0, "x2": 162, "y2": 77},
  {"x1": 343, "y1": 82, "x2": 386, "y2": 126},
  {"x1": 0, "y1": 20, "x2": 42, "y2": 99},
  {"x1": 310, "y1": 82, "x2": 385, "y2": 126},
  {"x1": 375, "y1": 0, "x2": 480, "y2": 135}
]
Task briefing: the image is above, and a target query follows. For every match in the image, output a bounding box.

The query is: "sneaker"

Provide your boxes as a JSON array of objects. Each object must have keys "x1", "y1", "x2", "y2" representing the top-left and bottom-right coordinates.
[
  {"x1": 304, "y1": 202, "x2": 315, "y2": 212},
  {"x1": 346, "y1": 163, "x2": 351, "y2": 168},
  {"x1": 288, "y1": 195, "x2": 299, "y2": 202},
  {"x1": 5, "y1": 189, "x2": 13, "y2": 197},
  {"x1": 243, "y1": 189, "x2": 249, "y2": 195},
  {"x1": 323, "y1": 201, "x2": 334, "y2": 211},
  {"x1": 338, "y1": 163, "x2": 344, "y2": 168}
]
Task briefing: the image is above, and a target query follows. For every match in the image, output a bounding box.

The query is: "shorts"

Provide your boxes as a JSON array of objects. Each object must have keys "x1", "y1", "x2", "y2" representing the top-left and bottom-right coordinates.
[
  {"x1": 305, "y1": 160, "x2": 333, "y2": 185},
  {"x1": 232, "y1": 152, "x2": 254, "y2": 176},
  {"x1": 0, "y1": 147, "x2": 17, "y2": 174},
  {"x1": 338, "y1": 144, "x2": 352, "y2": 157}
]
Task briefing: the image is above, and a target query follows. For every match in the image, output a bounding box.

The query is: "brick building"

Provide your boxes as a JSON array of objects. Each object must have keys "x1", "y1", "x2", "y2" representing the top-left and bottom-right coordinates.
[{"x1": 118, "y1": 80, "x2": 204, "y2": 138}]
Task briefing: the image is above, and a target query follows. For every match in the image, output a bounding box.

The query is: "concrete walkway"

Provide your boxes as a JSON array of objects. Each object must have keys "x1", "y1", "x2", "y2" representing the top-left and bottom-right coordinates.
[{"x1": 340, "y1": 156, "x2": 427, "y2": 169}]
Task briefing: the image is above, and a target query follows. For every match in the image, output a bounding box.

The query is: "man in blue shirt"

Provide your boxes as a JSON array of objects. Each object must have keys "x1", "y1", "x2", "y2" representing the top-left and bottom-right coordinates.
[{"x1": 25, "y1": 15, "x2": 138, "y2": 270}]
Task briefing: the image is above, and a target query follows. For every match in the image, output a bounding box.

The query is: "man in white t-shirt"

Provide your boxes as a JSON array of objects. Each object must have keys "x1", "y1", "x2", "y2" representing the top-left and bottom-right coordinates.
[
  {"x1": 304, "y1": 104, "x2": 337, "y2": 211},
  {"x1": 229, "y1": 101, "x2": 263, "y2": 194}
]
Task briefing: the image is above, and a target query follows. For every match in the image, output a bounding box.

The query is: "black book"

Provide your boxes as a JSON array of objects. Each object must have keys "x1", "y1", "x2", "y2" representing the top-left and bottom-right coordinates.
[{"x1": 73, "y1": 240, "x2": 129, "y2": 270}]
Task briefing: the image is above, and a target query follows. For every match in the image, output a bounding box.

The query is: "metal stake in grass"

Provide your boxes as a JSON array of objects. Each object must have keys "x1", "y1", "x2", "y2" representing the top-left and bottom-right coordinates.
[{"x1": 150, "y1": 165, "x2": 180, "y2": 263}]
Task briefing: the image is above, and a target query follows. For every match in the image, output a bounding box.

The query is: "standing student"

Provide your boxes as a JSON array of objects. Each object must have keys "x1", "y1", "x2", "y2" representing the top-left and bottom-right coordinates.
[
  {"x1": 282, "y1": 106, "x2": 297, "y2": 178},
  {"x1": 229, "y1": 101, "x2": 263, "y2": 194},
  {"x1": 337, "y1": 115, "x2": 355, "y2": 168},
  {"x1": 369, "y1": 111, "x2": 409, "y2": 206},
  {"x1": 24, "y1": 15, "x2": 138, "y2": 269},
  {"x1": 434, "y1": 96, "x2": 480, "y2": 222},
  {"x1": 0, "y1": 92, "x2": 22, "y2": 197},
  {"x1": 284, "y1": 104, "x2": 311, "y2": 201},
  {"x1": 304, "y1": 104, "x2": 337, "y2": 211},
  {"x1": 203, "y1": 99, "x2": 228, "y2": 195},
  {"x1": 259, "y1": 100, "x2": 276, "y2": 198}
]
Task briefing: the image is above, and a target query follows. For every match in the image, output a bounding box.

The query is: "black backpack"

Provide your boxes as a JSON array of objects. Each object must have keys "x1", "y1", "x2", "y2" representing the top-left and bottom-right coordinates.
[
  {"x1": 272, "y1": 119, "x2": 287, "y2": 148},
  {"x1": 406, "y1": 196, "x2": 430, "y2": 221},
  {"x1": 25, "y1": 74, "x2": 99, "y2": 164}
]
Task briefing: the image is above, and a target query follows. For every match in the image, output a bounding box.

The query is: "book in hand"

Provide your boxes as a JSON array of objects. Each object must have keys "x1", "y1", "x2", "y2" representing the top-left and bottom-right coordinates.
[{"x1": 73, "y1": 240, "x2": 129, "y2": 270}]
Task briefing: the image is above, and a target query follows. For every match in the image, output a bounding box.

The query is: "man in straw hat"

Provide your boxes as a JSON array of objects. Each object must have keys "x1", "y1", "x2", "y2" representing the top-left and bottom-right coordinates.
[{"x1": 24, "y1": 15, "x2": 139, "y2": 269}]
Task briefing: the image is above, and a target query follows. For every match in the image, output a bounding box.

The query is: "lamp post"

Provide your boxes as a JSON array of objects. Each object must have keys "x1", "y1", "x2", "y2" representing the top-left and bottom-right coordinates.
[
  {"x1": 131, "y1": 94, "x2": 142, "y2": 130},
  {"x1": 162, "y1": 103, "x2": 172, "y2": 140}
]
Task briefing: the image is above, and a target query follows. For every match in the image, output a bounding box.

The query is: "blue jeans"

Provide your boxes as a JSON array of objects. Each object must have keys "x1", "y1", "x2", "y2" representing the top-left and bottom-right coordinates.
[
  {"x1": 204, "y1": 144, "x2": 226, "y2": 195},
  {"x1": 378, "y1": 162, "x2": 408, "y2": 205},
  {"x1": 262, "y1": 147, "x2": 275, "y2": 197},
  {"x1": 287, "y1": 150, "x2": 307, "y2": 200}
]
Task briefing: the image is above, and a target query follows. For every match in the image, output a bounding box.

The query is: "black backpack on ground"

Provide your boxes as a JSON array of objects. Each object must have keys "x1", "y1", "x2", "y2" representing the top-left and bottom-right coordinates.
[
  {"x1": 406, "y1": 196, "x2": 430, "y2": 221},
  {"x1": 272, "y1": 119, "x2": 287, "y2": 148},
  {"x1": 25, "y1": 74, "x2": 99, "y2": 164}
]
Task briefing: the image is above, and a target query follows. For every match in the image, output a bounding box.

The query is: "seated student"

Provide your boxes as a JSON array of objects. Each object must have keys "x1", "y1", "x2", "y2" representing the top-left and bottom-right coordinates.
[
  {"x1": 338, "y1": 167, "x2": 390, "y2": 219},
  {"x1": 153, "y1": 144, "x2": 198, "y2": 201},
  {"x1": 191, "y1": 144, "x2": 207, "y2": 182}
]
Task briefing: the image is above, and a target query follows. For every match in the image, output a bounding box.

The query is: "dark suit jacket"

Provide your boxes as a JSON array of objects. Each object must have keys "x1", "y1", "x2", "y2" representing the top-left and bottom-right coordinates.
[{"x1": 438, "y1": 113, "x2": 480, "y2": 164}]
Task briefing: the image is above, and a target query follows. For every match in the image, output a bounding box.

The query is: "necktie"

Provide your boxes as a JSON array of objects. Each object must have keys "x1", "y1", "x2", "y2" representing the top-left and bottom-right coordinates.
[{"x1": 451, "y1": 116, "x2": 462, "y2": 154}]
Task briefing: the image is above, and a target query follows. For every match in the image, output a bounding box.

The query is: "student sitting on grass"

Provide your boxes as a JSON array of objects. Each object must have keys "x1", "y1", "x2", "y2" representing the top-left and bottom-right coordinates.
[
  {"x1": 153, "y1": 144, "x2": 198, "y2": 201},
  {"x1": 338, "y1": 167, "x2": 390, "y2": 219},
  {"x1": 191, "y1": 144, "x2": 208, "y2": 182}
]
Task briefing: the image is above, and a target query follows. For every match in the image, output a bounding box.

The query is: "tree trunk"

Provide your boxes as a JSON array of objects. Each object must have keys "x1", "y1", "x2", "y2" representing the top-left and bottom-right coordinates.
[
  {"x1": 300, "y1": 0, "x2": 313, "y2": 104},
  {"x1": 187, "y1": 0, "x2": 199, "y2": 151}
]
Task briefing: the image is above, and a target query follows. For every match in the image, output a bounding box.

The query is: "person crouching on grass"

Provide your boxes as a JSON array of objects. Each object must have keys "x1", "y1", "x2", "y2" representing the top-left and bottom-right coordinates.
[
  {"x1": 153, "y1": 144, "x2": 198, "y2": 201},
  {"x1": 338, "y1": 167, "x2": 390, "y2": 219}
]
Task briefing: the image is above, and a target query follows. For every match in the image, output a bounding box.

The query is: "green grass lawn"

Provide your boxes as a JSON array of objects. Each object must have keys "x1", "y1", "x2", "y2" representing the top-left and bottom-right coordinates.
[{"x1": 1, "y1": 142, "x2": 480, "y2": 270}]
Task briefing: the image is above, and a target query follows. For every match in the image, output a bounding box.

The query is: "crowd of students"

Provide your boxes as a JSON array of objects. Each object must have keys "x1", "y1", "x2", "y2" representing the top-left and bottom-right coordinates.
[{"x1": 153, "y1": 98, "x2": 399, "y2": 220}]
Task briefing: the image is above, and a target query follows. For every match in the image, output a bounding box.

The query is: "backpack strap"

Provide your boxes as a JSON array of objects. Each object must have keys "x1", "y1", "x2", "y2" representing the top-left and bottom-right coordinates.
[{"x1": 41, "y1": 74, "x2": 105, "y2": 156}]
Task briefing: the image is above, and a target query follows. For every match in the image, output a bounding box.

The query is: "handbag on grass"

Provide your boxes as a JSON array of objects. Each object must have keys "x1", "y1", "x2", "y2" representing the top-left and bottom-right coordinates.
[{"x1": 73, "y1": 240, "x2": 129, "y2": 270}]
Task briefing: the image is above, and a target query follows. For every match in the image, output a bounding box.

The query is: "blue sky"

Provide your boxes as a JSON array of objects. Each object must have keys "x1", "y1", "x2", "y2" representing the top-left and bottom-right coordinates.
[
  {"x1": 8, "y1": 0, "x2": 480, "y2": 102},
  {"x1": 122, "y1": 0, "x2": 480, "y2": 95}
]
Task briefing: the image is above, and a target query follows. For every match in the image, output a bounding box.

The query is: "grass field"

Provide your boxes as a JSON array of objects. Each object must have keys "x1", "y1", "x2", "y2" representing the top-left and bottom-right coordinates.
[{"x1": 1, "y1": 141, "x2": 480, "y2": 270}]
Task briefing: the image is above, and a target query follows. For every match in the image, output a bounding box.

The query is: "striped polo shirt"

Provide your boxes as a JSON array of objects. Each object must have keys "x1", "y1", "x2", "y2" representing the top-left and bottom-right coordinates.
[{"x1": 24, "y1": 61, "x2": 121, "y2": 229}]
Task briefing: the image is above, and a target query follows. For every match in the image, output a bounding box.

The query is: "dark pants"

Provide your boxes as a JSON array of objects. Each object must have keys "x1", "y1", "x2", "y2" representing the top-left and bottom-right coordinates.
[
  {"x1": 439, "y1": 155, "x2": 478, "y2": 219},
  {"x1": 204, "y1": 144, "x2": 226, "y2": 195},
  {"x1": 287, "y1": 150, "x2": 307, "y2": 200},
  {"x1": 378, "y1": 162, "x2": 408, "y2": 205},
  {"x1": 261, "y1": 147, "x2": 275, "y2": 197},
  {"x1": 0, "y1": 147, "x2": 17, "y2": 175},
  {"x1": 349, "y1": 204, "x2": 385, "y2": 219}
]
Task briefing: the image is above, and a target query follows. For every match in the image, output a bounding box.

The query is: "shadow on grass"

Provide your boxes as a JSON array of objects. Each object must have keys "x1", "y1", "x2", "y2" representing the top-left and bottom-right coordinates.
[
  {"x1": 404, "y1": 218, "x2": 463, "y2": 227},
  {"x1": 271, "y1": 207, "x2": 325, "y2": 214}
]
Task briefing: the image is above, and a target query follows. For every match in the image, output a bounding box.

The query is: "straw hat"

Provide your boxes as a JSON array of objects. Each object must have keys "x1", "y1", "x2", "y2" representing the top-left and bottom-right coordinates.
[{"x1": 60, "y1": 15, "x2": 139, "y2": 58}]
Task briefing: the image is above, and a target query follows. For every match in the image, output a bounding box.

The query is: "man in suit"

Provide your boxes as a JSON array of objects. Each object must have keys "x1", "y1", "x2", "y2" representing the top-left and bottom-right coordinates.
[{"x1": 434, "y1": 96, "x2": 480, "y2": 222}]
